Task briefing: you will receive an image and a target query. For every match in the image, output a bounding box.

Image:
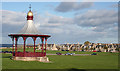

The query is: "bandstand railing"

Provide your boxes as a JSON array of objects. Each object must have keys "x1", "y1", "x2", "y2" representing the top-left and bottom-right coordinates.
[{"x1": 14, "y1": 52, "x2": 46, "y2": 57}]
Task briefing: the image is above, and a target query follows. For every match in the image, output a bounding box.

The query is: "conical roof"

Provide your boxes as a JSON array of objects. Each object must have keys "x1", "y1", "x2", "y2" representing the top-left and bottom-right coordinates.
[{"x1": 19, "y1": 20, "x2": 42, "y2": 34}]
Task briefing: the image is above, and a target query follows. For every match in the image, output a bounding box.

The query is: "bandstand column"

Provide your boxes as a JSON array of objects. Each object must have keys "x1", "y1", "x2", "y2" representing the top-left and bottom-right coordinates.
[
  {"x1": 41, "y1": 37, "x2": 44, "y2": 53},
  {"x1": 45, "y1": 38, "x2": 47, "y2": 55},
  {"x1": 23, "y1": 37, "x2": 26, "y2": 53},
  {"x1": 12, "y1": 37, "x2": 14, "y2": 56},
  {"x1": 33, "y1": 37, "x2": 37, "y2": 53},
  {"x1": 15, "y1": 37, "x2": 18, "y2": 57}
]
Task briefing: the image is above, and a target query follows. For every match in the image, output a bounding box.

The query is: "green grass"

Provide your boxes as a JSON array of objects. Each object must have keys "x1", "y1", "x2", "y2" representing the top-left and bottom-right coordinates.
[{"x1": 1, "y1": 48, "x2": 119, "y2": 69}]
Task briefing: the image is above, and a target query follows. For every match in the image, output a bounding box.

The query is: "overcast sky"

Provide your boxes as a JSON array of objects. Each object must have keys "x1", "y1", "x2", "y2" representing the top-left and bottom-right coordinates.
[{"x1": 1, "y1": 2, "x2": 118, "y2": 44}]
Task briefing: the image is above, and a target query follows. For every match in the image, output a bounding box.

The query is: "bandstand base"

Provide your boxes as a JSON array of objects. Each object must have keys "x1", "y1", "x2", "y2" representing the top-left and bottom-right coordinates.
[{"x1": 12, "y1": 56, "x2": 50, "y2": 62}]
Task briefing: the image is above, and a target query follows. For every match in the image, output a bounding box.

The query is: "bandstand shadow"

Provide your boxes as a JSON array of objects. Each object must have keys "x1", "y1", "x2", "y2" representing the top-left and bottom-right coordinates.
[
  {"x1": 67, "y1": 68, "x2": 86, "y2": 71},
  {"x1": 1, "y1": 69, "x2": 119, "y2": 71},
  {"x1": 2, "y1": 55, "x2": 12, "y2": 59}
]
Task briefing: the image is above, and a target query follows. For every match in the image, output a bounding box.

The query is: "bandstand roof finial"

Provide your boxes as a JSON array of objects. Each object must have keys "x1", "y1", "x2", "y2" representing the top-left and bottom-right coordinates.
[{"x1": 29, "y1": 4, "x2": 31, "y2": 11}]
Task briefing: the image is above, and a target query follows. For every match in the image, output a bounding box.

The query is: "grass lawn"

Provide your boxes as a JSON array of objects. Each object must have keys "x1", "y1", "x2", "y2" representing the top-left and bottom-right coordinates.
[{"x1": 1, "y1": 48, "x2": 119, "y2": 69}]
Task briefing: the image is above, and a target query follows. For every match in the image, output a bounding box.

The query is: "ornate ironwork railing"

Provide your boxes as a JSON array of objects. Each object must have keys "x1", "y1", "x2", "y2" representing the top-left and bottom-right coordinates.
[{"x1": 14, "y1": 52, "x2": 46, "y2": 57}]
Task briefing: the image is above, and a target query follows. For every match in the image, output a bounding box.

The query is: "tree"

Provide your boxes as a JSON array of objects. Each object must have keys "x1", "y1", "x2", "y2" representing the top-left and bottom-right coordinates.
[
  {"x1": 85, "y1": 46, "x2": 88, "y2": 51},
  {"x1": 84, "y1": 41, "x2": 90, "y2": 46},
  {"x1": 90, "y1": 47, "x2": 93, "y2": 51},
  {"x1": 104, "y1": 46, "x2": 108, "y2": 49}
]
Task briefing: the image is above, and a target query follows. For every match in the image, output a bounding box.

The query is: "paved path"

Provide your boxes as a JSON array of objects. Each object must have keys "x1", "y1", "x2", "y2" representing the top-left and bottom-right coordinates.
[
  {"x1": 0, "y1": 53, "x2": 91, "y2": 56},
  {"x1": 46, "y1": 54, "x2": 91, "y2": 56}
]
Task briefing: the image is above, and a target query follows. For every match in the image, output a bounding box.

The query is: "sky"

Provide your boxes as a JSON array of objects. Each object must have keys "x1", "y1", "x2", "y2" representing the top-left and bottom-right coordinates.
[{"x1": 1, "y1": 2, "x2": 118, "y2": 44}]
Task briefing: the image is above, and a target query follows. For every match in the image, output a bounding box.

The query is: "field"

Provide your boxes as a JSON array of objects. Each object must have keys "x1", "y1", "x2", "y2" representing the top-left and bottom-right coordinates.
[{"x1": 0, "y1": 48, "x2": 119, "y2": 70}]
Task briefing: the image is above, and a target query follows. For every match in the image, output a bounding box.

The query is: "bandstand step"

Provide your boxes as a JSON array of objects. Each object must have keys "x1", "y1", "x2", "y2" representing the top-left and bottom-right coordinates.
[{"x1": 12, "y1": 56, "x2": 50, "y2": 62}]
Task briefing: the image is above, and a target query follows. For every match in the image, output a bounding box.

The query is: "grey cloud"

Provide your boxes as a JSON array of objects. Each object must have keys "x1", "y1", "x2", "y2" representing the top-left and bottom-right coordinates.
[
  {"x1": 55, "y1": 2, "x2": 93, "y2": 12},
  {"x1": 2, "y1": 10, "x2": 26, "y2": 25},
  {"x1": 1, "y1": 10, "x2": 27, "y2": 36},
  {"x1": 92, "y1": 27, "x2": 105, "y2": 32},
  {"x1": 45, "y1": 12, "x2": 73, "y2": 24},
  {"x1": 2, "y1": 24, "x2": 23, "y2": 34},
  {"x1": 73, "y1": 2, "x2": 93, "y2": 11},
  {"x1": 74, "y1": 10, "x2": 118, "y2": 32},
  {"x1": 55, "y1": 2, "x2": 75, "y2": 12},
  {"x1": 1, "y1": 10, "x2": 26, "y2": 38}
]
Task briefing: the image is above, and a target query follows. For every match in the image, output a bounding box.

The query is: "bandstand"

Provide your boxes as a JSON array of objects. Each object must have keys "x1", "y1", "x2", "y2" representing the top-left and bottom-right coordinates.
[{"x1": 8, "y1": 5, "x2": 51, "y2": 62}]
